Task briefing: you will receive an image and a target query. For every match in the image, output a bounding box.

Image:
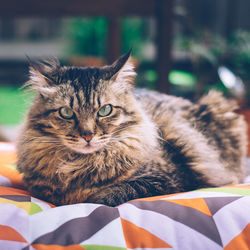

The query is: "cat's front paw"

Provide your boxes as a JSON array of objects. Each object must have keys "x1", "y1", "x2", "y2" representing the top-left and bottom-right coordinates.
[
  {"x1": 86, "y1": 194, "x2": 121, "y2": 207},
  {"x1": 86, "y1": 189, "x2": 131, "y2": 207}
]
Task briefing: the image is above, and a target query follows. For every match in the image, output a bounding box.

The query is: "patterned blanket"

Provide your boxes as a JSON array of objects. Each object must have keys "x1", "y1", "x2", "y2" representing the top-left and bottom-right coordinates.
[{"x1": 0, "y1": 142, "x2": 250, "y2": 250}]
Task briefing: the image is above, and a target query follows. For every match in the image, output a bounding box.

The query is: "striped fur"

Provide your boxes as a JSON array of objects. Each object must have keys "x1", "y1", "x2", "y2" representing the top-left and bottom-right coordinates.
[{"x1": 17, "y1": 53, "x2": 247, "y2": 206}]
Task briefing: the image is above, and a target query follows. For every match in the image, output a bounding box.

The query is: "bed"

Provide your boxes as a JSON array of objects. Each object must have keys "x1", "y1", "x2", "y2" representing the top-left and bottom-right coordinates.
[{"x1": 0, "y1": 142, "x2": 250, "y2": 250}]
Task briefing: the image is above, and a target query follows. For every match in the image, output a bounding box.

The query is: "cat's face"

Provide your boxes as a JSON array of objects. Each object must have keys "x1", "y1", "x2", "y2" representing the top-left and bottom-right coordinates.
[{"x1": 26, "y1": 52, "x2": 142, "y2": 154}]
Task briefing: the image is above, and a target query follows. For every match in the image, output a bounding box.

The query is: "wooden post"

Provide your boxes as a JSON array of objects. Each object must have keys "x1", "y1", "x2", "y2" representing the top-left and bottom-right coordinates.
[
  {"x1": 155, "y1": 0, "x2": 174, "y2": 93},
  {"x1": 107, "y1": 16, "x2": 121, "y2": 64},
  {"x1": 225, "y1": 0, "x2": 239, "y2": 38}
]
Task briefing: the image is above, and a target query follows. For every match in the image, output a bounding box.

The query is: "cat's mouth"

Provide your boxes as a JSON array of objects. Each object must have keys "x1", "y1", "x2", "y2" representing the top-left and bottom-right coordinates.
[
  {"x1": 82, "y1": 143, "x2": 103, "y2": 154},
  {"x1": 64, "y1": 138, "x2": 106, "y2": 154}
]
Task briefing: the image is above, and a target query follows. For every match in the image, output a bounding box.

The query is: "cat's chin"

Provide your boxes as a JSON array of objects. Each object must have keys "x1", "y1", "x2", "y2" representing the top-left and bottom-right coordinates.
[{"x1": 69, "y1": 144, "x2": 104, "y2": 155}]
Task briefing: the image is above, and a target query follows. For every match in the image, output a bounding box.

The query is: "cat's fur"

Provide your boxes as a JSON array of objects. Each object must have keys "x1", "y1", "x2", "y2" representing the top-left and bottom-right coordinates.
[{"x1": 17, "y1": 52, "x2": 247, "y2": 206}]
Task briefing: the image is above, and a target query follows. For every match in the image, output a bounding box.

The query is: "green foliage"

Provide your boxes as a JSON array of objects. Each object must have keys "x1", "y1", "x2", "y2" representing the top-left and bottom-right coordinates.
[
  {"x1": 66, "y1": 17, "x2": 150, "y2": 59},
  {"x1": 228, "y1": 30, "x2": 250, "y2": 79},
  {"x1": 0, "y1": 86, "x2": 34, "y2": 125},
  {"x1": 174, "y1": 32, "x2": 227, "y2": 66},
  {"x1": 169, "y1": 70, "x2": 196, "y2": 86},
  {"x1": 174, "y1": 30, "x2": 250, "y2": 80},
  {"x1": 67, "y1": 18, "x2": 107, "y2": 56},
  {"x1": 121, "y1": 18, "x2": 147, "y2": 58}
]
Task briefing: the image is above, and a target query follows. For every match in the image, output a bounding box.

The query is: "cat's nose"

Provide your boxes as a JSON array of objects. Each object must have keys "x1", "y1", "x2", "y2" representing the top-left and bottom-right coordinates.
[{"x1": 82, "y1": 133, "x2": 94, "y2": 142}]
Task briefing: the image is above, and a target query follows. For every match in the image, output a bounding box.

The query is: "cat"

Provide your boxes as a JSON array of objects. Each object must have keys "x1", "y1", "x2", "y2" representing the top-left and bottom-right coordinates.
[{"x1": 17, "y1": 51, "x2": 247, "y2": 206}]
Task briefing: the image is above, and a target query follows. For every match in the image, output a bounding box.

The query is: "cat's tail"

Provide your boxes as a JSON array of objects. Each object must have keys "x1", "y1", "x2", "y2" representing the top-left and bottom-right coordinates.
[
  {"x1": 196, "y1": 90, "x2": 247, "y2": 182},
  {"x1": 199, "y1": 90, "x2": 238, "y2": 114}
]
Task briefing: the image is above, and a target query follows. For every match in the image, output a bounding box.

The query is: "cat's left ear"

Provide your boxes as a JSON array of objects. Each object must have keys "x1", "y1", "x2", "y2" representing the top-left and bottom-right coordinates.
[{"x1": 104, "y1": 50, "x2": 137, "y2": 85}]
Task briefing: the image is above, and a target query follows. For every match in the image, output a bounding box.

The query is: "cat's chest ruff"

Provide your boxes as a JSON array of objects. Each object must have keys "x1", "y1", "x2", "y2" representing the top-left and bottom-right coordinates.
[{"x1": 56, "y1": 149, "x2": 140, "y2": 187}]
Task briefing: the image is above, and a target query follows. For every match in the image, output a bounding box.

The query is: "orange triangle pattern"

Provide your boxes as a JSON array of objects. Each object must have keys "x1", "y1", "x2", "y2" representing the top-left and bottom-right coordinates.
[
  {"x1": 32, "y1": 244, "x2": 86, "y2": 250},
  {"x1": 134, "y1": 192, "x2": 184, "y2": 202},
  {"x1": 224, "y1": 223, "x2": 250, "y2": 250},
  {"x1": 121, "y1": 218, "x2": 172, "y2": 249},
  {"x1": 166, "y1": 198, "x2": 212, "y2": 216},
  {"x1": 0, "y1": 186, "x2": 30, "y2": 196},
  {"x1": 0, "y1": 225, "x2": 27, "y2": 243},
  {"x1": 0, "y1": 165, "x2": 24, "y2": 188},
  {"x1": 0, "y1": 145, "x2": 16, "y2": 167}
]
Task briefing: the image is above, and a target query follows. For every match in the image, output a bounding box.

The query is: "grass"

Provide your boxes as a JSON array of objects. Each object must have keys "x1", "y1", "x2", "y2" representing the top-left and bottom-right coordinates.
[{"x1": 0, "y1": 86, "x2": 34, "y2": 125}]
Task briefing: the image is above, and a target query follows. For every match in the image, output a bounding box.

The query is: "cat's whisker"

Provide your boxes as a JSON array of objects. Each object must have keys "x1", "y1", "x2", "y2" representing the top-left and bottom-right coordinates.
[
  {"x1": 23, "y1": 136, "x2": 59, "y2": 142},
  {"x1": 156, "y1": 136, "x2": 167, "y2": 142},
  {"x1": 112, "y1": 124, "x2": 143, "y2": 133},
  {"x1": 25, "y1": 141, "x2": 62, "y2": 144},
  {"x1": 28, "y1": 140, "x2": 60, "y2": 143},
  {"x1": 23, "y1": 141, "x2": 62, "y2": 145},
  {"x1": 111, "y1": 124, "x2": 150, "y2": 135},
  {"x1": 98, "y1": 136, "x2": 110, "y2": 141},
  {"x1": 106, "y1": 136, "x2": 141, "y2": 145},
  {"x1": 103, "y1": 144, "x2": 117, "y2": 151},
  {"x1": 115, "y1": 136, "x2": 141, "y2": 141}
]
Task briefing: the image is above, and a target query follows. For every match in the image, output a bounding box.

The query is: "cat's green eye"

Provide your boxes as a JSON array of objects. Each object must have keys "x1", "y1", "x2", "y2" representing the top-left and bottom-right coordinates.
[
  {"x1": 59, "y1": 107, "x2": 74, "y2": 119},
  {"x1": 98, "y1": 104, "x2": 113, "y2": 117}
]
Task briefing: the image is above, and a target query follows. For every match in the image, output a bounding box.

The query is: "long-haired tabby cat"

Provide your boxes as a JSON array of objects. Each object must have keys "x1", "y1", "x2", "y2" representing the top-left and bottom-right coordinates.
[{"x1": 17, "y1": 51, "x2": 247, "y2": 206}]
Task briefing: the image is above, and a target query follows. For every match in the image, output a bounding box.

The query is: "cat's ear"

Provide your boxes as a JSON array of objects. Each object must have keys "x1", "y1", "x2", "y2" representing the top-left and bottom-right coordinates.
[
  {"x1": 25, "y1": 57, "x2": 60, "y2": 95},
  {"x1": 103, "y1": 50, "x2": 137, "y2": 86}
]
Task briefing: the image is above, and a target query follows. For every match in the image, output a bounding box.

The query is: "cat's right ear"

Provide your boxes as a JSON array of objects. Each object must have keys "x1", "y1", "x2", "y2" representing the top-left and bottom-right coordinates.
[{"x1": 25, "y1": 57, "x2": 60, "y2": 95}]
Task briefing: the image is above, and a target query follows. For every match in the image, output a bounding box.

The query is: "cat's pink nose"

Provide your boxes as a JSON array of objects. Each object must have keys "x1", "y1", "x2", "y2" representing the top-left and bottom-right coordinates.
[{"x1": 82, "y1": 134, "x2": 94, "y2": 142}]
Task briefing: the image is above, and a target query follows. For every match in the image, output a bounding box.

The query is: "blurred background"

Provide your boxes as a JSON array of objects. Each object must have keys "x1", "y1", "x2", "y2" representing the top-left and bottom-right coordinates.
[{"x1": 0, "y1": 0, "x2": 250, "y2": 148}]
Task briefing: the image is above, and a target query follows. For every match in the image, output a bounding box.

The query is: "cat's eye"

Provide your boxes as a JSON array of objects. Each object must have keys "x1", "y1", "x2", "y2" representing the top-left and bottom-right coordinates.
[
  {"x1": 59, "y1": 107, "x2": 74, "y2": 119},
  {"x1": 98, "y1": 104, "x2": 113, "y2": 117}
]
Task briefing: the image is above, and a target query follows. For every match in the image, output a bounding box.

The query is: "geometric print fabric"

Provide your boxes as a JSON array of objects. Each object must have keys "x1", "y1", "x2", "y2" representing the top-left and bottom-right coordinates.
[
  {"x1": 0, "y1": 142, "x2": 250, "y2": 249},
  {"x1": 1, "y1": 186, "x2": 250, "y2": 249}
]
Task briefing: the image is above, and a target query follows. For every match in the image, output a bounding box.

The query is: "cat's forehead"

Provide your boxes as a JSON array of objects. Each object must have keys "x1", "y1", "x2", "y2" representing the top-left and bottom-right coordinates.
[
  {"x1": 52, "y1": 66, "x2": 114, "y2": 108},
  {"x1": 60, "y1": 66, "x2": 101, "y2": 85},
  {"x1": 59, "y1": 66, "x2": 114, "y2": 93}
]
